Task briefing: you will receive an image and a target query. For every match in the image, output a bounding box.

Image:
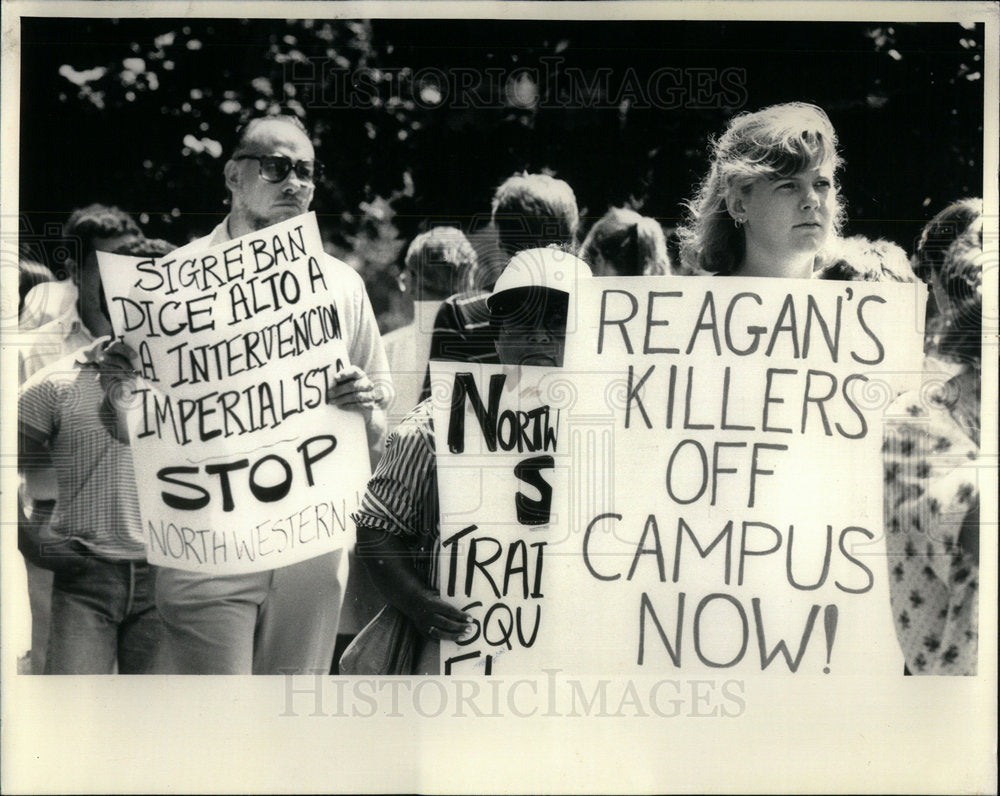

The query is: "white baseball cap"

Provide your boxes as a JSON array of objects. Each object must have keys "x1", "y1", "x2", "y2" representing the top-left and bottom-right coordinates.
[{"x1": 487, "y1": 247, "x2": 592, "y2": 312}]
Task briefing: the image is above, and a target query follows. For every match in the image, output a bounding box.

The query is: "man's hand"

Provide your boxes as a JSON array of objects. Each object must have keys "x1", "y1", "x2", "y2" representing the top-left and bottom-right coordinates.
[
  {"x1": 18, "y1": 498, "x2": 90, "y2": 574},
  {"x1": 327, "y1": 365, "x2": 390, "y2": 469},
  {"x1": 95, "y1": 339, "x2": 139, "y2": 385},
  {"x1": 325, "y1": 365, "x2": 385, "y2": 411}
]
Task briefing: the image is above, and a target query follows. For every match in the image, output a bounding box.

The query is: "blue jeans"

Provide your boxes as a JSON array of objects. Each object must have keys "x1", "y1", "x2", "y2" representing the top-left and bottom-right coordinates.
[{"x1": 45, "y1": 551, "x2": 164, "y2": 674}]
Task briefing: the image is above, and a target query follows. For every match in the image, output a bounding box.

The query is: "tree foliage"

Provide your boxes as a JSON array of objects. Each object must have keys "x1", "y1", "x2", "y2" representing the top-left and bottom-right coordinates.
[{"x1": 19, "y1": 17, "x2": 984, "y2": 330}]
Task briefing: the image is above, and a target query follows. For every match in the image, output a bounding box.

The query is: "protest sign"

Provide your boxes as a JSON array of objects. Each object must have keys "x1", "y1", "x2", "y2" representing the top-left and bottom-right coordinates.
[
  {"x1": 436, "y1": 276, "x2": 926, "y2": 675},
  {"x1": 97, "y1": 213, "x2": 371, "y2": 574},
  {"x1": 431, "y1": 361, "x2": 574, "y2": 674}
]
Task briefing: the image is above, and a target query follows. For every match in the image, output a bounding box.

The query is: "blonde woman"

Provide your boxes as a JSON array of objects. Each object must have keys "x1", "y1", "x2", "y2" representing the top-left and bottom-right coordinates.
[{"x1": 679, "y1": 102, "x2": 913, "y2": 282}]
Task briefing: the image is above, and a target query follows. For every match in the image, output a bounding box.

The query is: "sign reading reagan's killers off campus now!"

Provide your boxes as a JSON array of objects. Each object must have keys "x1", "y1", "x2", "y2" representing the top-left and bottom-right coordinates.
[
  {"x1": 98, "y1": 213, "x2": 370, "y2": 575},
  {"x1": 434, "y1": 271, "x2": 925, "y2": 676}
]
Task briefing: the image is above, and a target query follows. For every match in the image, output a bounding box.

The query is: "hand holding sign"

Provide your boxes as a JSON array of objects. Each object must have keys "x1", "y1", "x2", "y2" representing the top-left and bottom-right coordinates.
[
  {"x1": 409, "y1": 588, "x2": 477, "y2": 642},
  {"x1": 326, "y1": 365, "x2": 389, "y2": 470},
  {"x1": 326, "y1": 365, "x2": 383, "y2": 411},
  {"x1": 97, "y1": 339, "x2": 140, "y2": 444},
  {"x1": 97, "y1": 213, "x2": 372, "y2": 574}
]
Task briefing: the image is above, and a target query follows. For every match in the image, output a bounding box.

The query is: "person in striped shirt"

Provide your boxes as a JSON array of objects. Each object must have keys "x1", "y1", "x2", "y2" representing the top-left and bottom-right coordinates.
[
  {"x1": 17, "y1": 236, "x2": 172, "y2": 674},
  {"x1": 352, "y1": 249, "x2": 591, "y2": 674}
]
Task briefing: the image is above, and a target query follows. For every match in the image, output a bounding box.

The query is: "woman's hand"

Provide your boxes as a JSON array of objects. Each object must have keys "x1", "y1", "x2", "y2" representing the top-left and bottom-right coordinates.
[
  {"x1": 406, "y1": 589, "x2": 476, "y2": 642},
  {"x1": 356, "y1": 526, "x2": 475, "y2": 642}
]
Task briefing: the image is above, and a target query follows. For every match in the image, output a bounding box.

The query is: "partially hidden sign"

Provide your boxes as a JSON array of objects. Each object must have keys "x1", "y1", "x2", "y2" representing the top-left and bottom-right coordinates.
[
  {"x1": 435, "y1": 276, "x2": 925, "y2": 675},
  {"x1": 98, "y1": 213, "x2": 370, "y2": 574},
  {"x1": 431, "y1": 361, "x2": 573, "y2": 675}
]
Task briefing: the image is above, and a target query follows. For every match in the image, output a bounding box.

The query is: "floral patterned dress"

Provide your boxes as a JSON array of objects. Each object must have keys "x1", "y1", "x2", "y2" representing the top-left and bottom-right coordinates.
[{"x1": 883, "y1": 373, "x2": 980, "y2": 675}]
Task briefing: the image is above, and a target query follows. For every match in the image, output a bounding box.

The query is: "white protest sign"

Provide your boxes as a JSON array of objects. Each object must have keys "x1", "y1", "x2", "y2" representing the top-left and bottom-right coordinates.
[
  {"x1": 553, "y1": 275, "x2": 926, "y2": 676},
  {"x1": 436, "y1": 275, "x2": 925, "y2": 676},
  {"x1": 431, "y1": 361, "x2": 573, "y2": 675},
  {"x1": 97, "y1": 212, "x2": 371, "y2": 574}
]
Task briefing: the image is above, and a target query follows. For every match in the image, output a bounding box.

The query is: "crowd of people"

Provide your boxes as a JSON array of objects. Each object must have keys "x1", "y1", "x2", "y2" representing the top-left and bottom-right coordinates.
[{"x1": 15, "y1": 102, "x2": 984, "y2": 676}]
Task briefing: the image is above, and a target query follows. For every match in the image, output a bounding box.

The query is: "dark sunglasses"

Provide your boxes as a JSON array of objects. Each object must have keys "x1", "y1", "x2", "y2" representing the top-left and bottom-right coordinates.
[{"x1": 234, "y1": 154, "x2": 324, "y2": 184}]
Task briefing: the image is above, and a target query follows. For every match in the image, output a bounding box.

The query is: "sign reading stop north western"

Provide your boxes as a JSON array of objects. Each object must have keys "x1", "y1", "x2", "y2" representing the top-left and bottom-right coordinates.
[{"x1": 98, "y1": 213, "x2": 370, "y2": 573}]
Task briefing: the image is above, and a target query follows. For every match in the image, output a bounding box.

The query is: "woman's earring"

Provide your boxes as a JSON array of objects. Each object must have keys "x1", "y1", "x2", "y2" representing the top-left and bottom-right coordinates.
[{"x1": 734, "y1": 216, "x2": 744, "y2": 229}]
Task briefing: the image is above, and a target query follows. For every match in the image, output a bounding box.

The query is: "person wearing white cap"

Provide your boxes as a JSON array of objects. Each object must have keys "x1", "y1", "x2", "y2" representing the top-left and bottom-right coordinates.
[
  {"x1": 418, "y1": 172, "x2": 580, "y2": 398},
  {"x1": 346, "y1": 249, "x2": 591, "y2": 674},
  {"x1": 487, "y1": 246, "x2": 591, "y2": 367}
]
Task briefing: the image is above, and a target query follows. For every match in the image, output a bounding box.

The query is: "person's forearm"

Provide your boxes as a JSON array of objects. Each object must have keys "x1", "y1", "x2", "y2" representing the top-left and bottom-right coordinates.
[
  {"x1": 357, "y1": 524, "x2": 475, "y2": 641},
  {"x1": 22, "y1": 468, "x2": 58, "y2": 500},
  {"x1": 99, "y1": 392, "x2": 132, "y2": 444},
  {"x1": 364, "y1": 407, "x2": 388, "y2": 471},
  {"x1": 356, "y1": 525, "x2": 428, "y2": 617},
  {"x1": 18, "y1": 426, "x2": 53, "y2": 473}
]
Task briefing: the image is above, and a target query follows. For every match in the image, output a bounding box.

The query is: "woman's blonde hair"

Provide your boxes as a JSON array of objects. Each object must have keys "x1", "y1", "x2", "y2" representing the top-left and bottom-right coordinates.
[
  {"x1": 578, "y1": 207, "x2": 672, "y2": 276},
  {"x1": 678, "y1": 102, "x2": 846, "y2": 275}
]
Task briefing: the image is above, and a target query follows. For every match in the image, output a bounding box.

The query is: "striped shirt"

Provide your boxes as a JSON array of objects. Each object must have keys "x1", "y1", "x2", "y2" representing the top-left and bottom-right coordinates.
[
  {"x1": 18, "y1": 338, "x2": 145, "y2": 559},
  {"x1": 419, "y1": 290, "x2": 498, "y2": 401},
  {"x1": 352, "y1": 398, "x2": 439, "y2": 588}
]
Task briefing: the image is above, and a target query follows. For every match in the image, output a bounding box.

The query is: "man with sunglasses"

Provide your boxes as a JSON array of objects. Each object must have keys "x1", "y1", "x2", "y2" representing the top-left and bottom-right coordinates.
[
  {"x1": 151, "y1": 115, "x2": 391, "y2": 674},
  {"x1": 224, "y1": 117, "x2": 321, "y2": 237}
]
